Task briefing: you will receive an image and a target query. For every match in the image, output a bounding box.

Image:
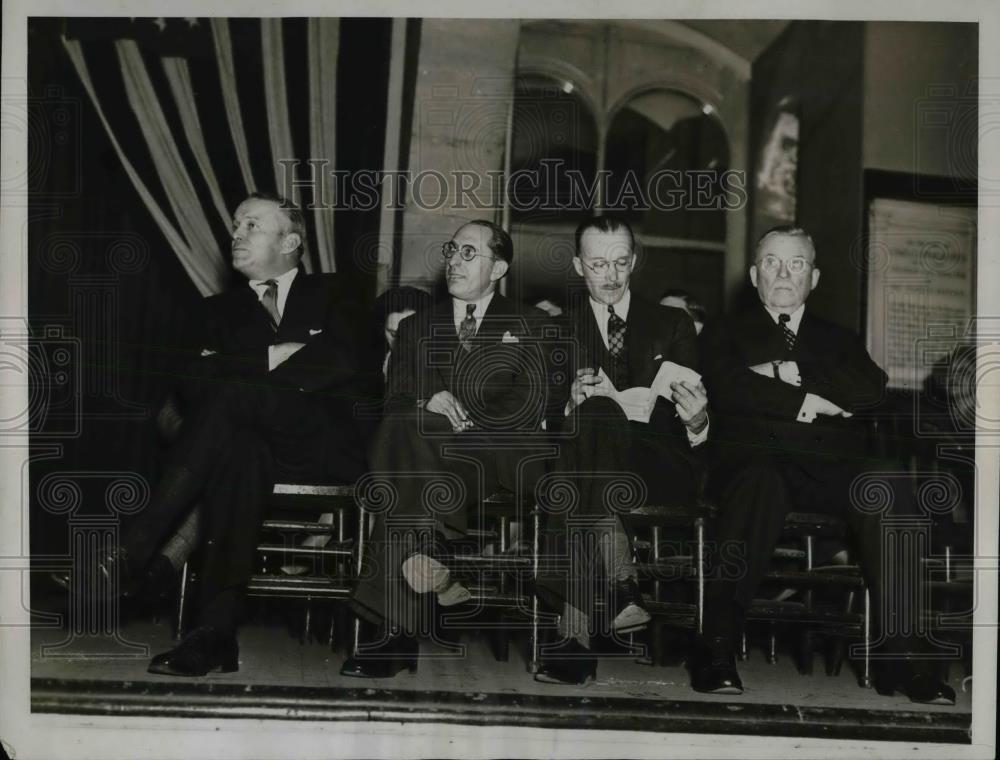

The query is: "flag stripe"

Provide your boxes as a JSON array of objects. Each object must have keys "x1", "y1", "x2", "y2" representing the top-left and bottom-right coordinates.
[{"x1": 210, "y1": 18, "x2": 257, "y2": 196}]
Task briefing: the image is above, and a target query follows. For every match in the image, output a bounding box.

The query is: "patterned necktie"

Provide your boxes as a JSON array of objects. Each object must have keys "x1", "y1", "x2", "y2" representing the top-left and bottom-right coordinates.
[
  {"x1": 778, "y1": 312, "x2": 796, "y2": 355},
  {"x1": 260, "y1": 279, "x2": 281, "y2": 330},
  {"x1": 607, "y1": 304, "x2": 626, "y2": 358},
  {"x1": 458, "y1": 303, "x2": 477, "y2": 352}
]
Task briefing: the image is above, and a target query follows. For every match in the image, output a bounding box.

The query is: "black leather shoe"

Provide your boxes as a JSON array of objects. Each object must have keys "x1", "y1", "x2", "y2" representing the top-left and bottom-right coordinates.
[
  {"x1": 874, "y1": 667, "x2": 956, "y2": 705},
  {"x1": 611, "y1": 578, "x2": 651, "y2": 634},
  {"x1": 690, "y1": 636, "x2": 744, "y2": 694},
  {"x1": 147, "y1": 626, "x2": 239, "y2": 677},
  {"x1": 340, "y1": 627, "x2": 418, "y2": 678},
  {"x1": 534, "y1": 638, "x2": 598, "y2": 685}
]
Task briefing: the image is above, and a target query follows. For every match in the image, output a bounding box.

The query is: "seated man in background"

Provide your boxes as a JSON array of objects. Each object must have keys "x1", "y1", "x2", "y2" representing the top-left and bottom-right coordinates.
[
  {"x1": 535, "y1": 216, "x2": 709, "y2": 685},
  {"x1": 99, "y1": 192, "x2": 370, "y2": 676},
  {"x1": 693, "y1": 225, "x2": 954, "y2": 705},
  {"x1": 659, "y1": 289, "x2": 708, "y2": 335},
  {"x1": 343, "y1": 220, "x2": 550, "y2": 678}
]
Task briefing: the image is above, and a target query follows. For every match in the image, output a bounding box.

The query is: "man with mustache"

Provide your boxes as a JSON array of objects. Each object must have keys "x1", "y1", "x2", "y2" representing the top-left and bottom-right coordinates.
[
  {"x1": 99, "y1": 192, "x2": 369, "y2": 676},
  {"x1": 534, "y1": 215, "x2": 709, "y2": 685}
]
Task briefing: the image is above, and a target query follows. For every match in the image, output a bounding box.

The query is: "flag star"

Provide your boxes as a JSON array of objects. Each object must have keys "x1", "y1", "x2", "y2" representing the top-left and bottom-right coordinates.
[
  {"x1": 185, "y1": 18, "x2": 200, "y2": 27},
  {"x1": 152, "y1": 17, "x2": 167, "y2": 32}
]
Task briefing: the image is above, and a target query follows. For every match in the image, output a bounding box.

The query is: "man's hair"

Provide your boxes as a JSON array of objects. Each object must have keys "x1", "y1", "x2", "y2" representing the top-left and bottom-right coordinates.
[
  {"x1": 660, "y1": 289, "x2": 708, "y2": 324},
  {"x1": 754, "y1": 225, "x2": 816, "y2": 262},
  {"x1": 245, "y1": 191, "x2": 306, "y2": 250},
  {"x1": 463, "y1": 219, "x2": 513, "y2": 264},
  {"x1": 574, "y1": 215, "x2": 635, "y2": 256},
  {"x1": 373, "y1": 285, "x2": 433, "y2": 325}
]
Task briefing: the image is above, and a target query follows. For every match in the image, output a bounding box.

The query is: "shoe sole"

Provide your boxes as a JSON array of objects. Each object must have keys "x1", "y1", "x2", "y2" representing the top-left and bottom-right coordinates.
[
  {"x1": 402, "y1": 554, "x2": 470, "y2": 606},
  {"x1": 533, "y1": 672, "x2": 595, "y2": 686},
  {"x1": 612, "y1": 604, "x2": 651, "y2": 634}
]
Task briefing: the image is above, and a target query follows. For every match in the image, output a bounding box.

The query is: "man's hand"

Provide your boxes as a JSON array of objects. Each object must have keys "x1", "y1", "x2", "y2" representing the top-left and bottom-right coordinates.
[
  {"x1": 269, "y1": 341, "x2": 306, "y2": 371},
  {"x1": 749, "y1": 360, "x2": 801, "y2": 386},
  {"x1": 568, "y1": 367, "x2": 604, "y2": 412},
  {"x1": 797, "y1": 392, "x2": 853, "y2": 423},
  {"x1": 671, "y1": 380, "x2": 709, "y2": 433},
  {"x1": 425, "y1": 390, "x2": 474, "y2": 432}
]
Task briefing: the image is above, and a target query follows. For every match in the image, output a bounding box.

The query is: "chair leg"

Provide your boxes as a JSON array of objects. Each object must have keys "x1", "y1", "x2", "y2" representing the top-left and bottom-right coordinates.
[
  {"x1": 738, "y1": 629, "x2": 749, "y2": 661},
  {"x1": 302, "y1": 600, "x2": 311, "y2": 645},
  {"x1": 488, "y1": 627, "x2": 510, "y2": 663},
  {"x1": 767, "y1": 623, "x2": 778, "y2": 664},
  {"x1": 174, "y1": 561, "x2": 189, "y2": 641},
  {"x1": 796, "y1": 629, "x2": 814, "y2": 675},
  {"x1": 825, "y1": 637, "x2": 846, "y2": 676}
]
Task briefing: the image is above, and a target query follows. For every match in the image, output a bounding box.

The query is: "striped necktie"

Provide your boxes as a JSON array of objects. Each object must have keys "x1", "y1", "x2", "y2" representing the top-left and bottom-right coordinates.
[
  {"x1": 260, "y1": 279, "x2": 281, "y2": 330},
  {"x1": 778, "y1": 313, "x2": 796, "y2": 355}
]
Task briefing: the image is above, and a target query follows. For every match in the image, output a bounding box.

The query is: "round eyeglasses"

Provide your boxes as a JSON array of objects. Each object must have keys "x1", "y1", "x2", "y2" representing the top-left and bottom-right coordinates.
[
  {"x1": 442, "y1": 241, "x2": 495, "y2": 262},
  {"x1": 580, "y1": 257, "x2": 633, "y2": 275},
  {"x1": 758, "y1": 255, "x2": 811, "y2": 274}
]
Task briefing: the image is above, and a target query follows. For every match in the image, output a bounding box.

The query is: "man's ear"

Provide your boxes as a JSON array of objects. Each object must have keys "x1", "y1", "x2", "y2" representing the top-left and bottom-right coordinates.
[
  {"x1": 810, "y1": 266, "x2": 820, "y2": 290},
  {"x1": 749, "y1": 265, "x2": 759, "y2": 288},
  {"x1": 572, "y1": 256, "x2": 584, "y2": 278},
  {"x1": 281, "y1": 233, "x2": 302, "y2": 256},
  {"x1": 489, "y1": 259, "x2": 510, "y2": 282}
]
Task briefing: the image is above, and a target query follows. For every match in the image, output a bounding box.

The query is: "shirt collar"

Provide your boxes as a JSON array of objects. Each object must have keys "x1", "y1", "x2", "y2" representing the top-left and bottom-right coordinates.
[
  {"x1": 453, "y1": 290, "x2": 496, "y2": 324},
  {"x1": 249, "y1": 266, "x2": 299, "y2": 293},
  {"x1": 589, "y1": 288, "x2": 631, "y2": 322},
  {"x1": 762, "y1": 302, "x2": 806, "y2": 334}
]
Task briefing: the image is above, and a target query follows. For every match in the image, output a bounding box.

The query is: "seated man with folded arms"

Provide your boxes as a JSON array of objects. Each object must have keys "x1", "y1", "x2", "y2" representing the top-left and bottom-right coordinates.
[
  {"x1": 343, "y1": 220, "x2": 550, "y2": 678},
  {"x1": 692, "y1": 225, "x2": 954, "y2": 705},
  {"x1": 93, "y1": 192, "x2": 370, "y2": 676},
  {"x1": 534, "y1": 215, "x2": 709, "y2": 685}
]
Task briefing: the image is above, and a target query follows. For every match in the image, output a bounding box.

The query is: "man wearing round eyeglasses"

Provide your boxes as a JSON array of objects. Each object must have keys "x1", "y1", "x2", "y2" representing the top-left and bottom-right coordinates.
[
  {"x1": 693, "y1": 226, "x2": 955, "y2": 705},
  {"x1": 344, "y1": 220, "x2": 550, "y2": 679},
  {"x1": 534, "y1": 215, "x2": 709, "y2": 685}
]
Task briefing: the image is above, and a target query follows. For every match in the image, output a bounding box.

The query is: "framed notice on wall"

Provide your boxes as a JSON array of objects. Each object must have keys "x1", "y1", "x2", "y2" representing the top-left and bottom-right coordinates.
[{"x1": 865, "y1": 185, "x2": 977, "y2": 391}]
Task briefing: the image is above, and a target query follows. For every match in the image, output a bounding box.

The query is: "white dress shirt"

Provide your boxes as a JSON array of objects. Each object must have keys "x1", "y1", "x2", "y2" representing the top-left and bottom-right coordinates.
[
  {"x1": 248, "y1": 267, "x2": 300, "y2": 371},
  {"x1": 452, "y1": 291, "x2": 496, "y2": 335}
]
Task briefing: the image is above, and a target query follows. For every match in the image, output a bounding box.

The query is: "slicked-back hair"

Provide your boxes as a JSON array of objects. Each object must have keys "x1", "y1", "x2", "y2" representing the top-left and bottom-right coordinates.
[
  {"x1": 754, "y1": 225, "x2": 816, "y2": 263},
  {"x1": 574, "y1": 215, "x2": 636, "y2": 256},
  {"x1": 463, "y1": 219, "x2": 513, "y2": 264}
]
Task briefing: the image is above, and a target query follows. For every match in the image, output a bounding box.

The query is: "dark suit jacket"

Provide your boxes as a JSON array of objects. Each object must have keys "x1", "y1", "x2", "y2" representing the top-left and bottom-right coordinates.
[
  {"x1": 179, "y1": 271, "x2": 369, "y2": 401},
  {"x1": 700, "y1": 302, "x2": 887, "y2": 466},
  {"x1": 555, "y1": 291, "x2": 702, "y2": 451},
  {"x1": 386, "y1": 292, "x2": 550, "y2": 433}
]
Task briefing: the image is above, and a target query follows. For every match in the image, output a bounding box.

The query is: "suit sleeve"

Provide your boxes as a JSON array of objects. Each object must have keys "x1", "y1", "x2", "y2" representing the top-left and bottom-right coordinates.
[
  {"x1": 797, "y1": 331, "x2": 887, "y2": 412},
  {"x1": 701, "y1": 318, "x2": 806, "y2": 420}
]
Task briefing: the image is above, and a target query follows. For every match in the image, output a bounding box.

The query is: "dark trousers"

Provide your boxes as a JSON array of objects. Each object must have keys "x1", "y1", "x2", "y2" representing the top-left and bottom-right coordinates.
[
  {"x1": 350, "y1": 409, "x2": 548, "y2": 638},
  {"x1": 537, "y1": 396, "x2": 700, "y2": 632},
  {"x1": 122, "y1": 382, "x2": 361, "y2": 633},
  {"x1": 704, "y1": 451, "x2": 933, "y2": 657}
]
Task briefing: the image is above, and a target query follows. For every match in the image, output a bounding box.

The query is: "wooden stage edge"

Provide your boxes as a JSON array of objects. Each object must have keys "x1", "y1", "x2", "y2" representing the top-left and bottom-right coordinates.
[{"x1": 30, "y1": 678, "x2": 971, "y2": 744}]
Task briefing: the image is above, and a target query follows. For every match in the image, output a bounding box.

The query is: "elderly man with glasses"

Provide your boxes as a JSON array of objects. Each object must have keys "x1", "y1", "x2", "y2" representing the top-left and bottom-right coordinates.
[
  {"x1": 691, "y1": 225, "x2": 955, "y2": 705},
  {"x1": 343, "y1": 219, "x2": 551, "y2": 678}
]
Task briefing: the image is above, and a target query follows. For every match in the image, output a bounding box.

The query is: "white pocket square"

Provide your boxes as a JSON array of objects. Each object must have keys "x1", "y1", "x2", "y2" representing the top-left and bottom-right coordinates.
[
  {"x1": 653, "y1": 354, "x2": 663, "y2": 361},
  {"x1": 200, "y1": 348, "x2": 217, "y2": 357},
  {"x1": 501, "y1": 331, "x2": 519, "y2": 344},
  {"x1": 308, "y1": 328, "x2": 323, "y2": 336}
]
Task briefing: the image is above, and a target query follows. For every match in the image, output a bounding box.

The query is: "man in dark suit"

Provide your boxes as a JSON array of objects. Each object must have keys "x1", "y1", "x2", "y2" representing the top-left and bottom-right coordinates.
[
  {"x1": 104, "y1": 192, "x2": 369, "y2": 676},
  {"x1": 343, "y1": 220, "x2": 550, "y2": 678},
  {"x1": 692, "y1": 226, "x2": 954, "y2": 705},
  {"x1": 534, "y1": 215, "x2": 709, "y2": 685}
]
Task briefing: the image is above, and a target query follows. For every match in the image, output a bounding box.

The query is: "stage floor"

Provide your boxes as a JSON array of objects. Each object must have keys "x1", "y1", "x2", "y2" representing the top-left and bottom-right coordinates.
[{"x1": 28, "y1": 610, "x2": 972, "y2": 743}]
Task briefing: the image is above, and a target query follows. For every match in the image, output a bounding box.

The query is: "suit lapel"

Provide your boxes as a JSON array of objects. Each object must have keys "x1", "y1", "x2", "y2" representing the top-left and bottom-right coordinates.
[{"x1": 625, "y1": 296, "x2": 653, "y2": 386}]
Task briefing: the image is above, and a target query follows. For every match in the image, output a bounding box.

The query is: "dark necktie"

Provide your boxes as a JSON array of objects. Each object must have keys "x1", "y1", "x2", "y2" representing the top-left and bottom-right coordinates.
[
  {"x1": 260, "y1": 279, "x2": 281, "y2": 330},
  {"x1": 458, "y1": 303, "x2": 477, "y2": 352},
  {"x1": 607, "y1": 304, "x2": 626, "y2": 358},
  {"x1": 778, "y1": 312, "x2": 796, "y2": 355}
]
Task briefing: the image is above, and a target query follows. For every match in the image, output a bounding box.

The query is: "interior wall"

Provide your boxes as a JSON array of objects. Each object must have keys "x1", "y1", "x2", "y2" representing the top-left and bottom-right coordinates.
[
  {"x1": 863, "y1": 22, "x2": 978, "y2": 179},
  {"x1": 397, "y1": 19, "x2": 520, "y2": 293},
  {"x1": 749, "y1": 22, "x2": 867, "y2": 330}
]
